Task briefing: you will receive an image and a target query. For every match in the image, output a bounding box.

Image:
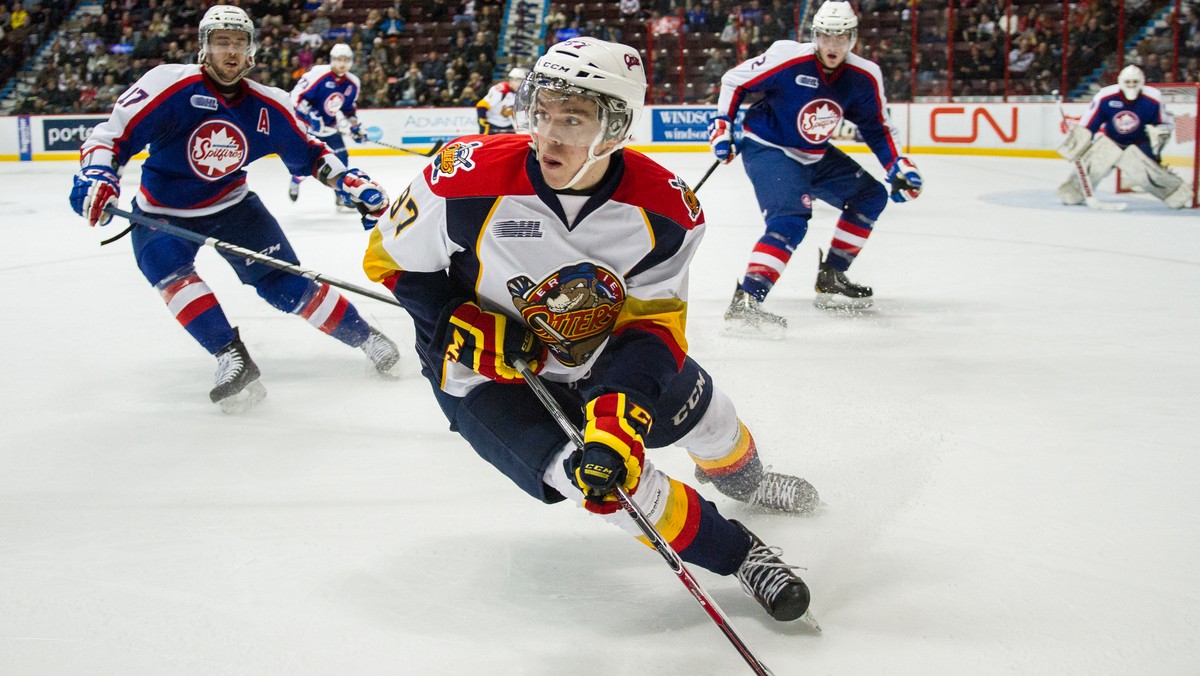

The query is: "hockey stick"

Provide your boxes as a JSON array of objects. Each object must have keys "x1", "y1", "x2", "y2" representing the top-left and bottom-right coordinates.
[
  {"x1": 693, "y1": 159, "x2": 721, "y2": 193},
  {"x1": 1054, "y1": 91, "x2": 1126, "y2": 212},
  {"x1": 369, "y1": 138, "x2": 446, "y2": 157},
  {"x1": 104, "y1": 205, "x2": 404, "y2": 308},
  {"x1": 513, "y1": 359, "x2": 775, "y2": 676}
]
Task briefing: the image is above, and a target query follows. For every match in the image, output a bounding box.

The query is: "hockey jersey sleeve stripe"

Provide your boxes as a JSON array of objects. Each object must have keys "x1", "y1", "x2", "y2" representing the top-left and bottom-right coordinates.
[
  {"x1": 363, "y1": 226, "x2": 404, "y2": 282},
  {"x1": 612, "y1": 296, "x2": 688, "y2": 369}
]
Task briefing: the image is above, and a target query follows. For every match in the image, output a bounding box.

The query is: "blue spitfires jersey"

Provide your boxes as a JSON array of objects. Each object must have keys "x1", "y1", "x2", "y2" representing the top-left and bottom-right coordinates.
[
  {"x1": 291, "y1": 65, "x2": 361, "y2": 137},
  {"x1": 1081, "y1": 83, "x2": 1167, "y2": 149},
  {"x1": 81, "y1": 64, "x2": 345, "y2": 217},
  {"x1": 717, "y1": 41, "x2": 901, "y2": 169}
]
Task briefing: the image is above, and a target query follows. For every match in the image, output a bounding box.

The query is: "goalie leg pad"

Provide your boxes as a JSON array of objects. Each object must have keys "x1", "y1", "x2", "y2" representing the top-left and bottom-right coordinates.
[
  {"x1": 1056, "y1": 125, "x2": 1094, "y2": 161},
  {"x1": 1081, "y1": 135, "x2": 1123, "y2": 185},
  {"x1": 1116, "y1": 145, "x2": 1186, "y2": 206},
  {"x1": 1057, "y1": 172, "x2": 1085, "y2": 205}
]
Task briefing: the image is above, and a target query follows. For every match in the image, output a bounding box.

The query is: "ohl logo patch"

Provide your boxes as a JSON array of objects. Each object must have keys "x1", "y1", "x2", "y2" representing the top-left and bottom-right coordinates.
[
  {"x1": 187, "y1": 120, "x2": 248, "y2": 181},
  {"x1": 1112, "y1": 110, "x2": 1141, "y2": 135},
  {"x1": 431, "y1": 141, "x2": 483, "y2": 184},
  {"x1": 506, "y1": 262, "x2": 625, "y2": 367},
  {"x1": 668, "y1": 176, "x2": 701, "y2": 221},
  {"x1": 796, "y1": 98, "x2": 843, "y2": 144},
  {"x1": 323, "y1": 92, "x2": 345, "y2": 117}
]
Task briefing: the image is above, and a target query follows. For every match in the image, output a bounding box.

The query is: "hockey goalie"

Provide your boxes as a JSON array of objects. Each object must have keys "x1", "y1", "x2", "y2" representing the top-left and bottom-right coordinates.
[{"x1": 1057, "y1": 65, "x2": 1190, "y2": 209}]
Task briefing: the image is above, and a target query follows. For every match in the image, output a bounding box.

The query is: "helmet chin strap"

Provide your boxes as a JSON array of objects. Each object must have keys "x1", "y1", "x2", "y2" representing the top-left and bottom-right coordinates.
[{"x1": 556, "y1": 139, "x2": 620, "y2": 190}]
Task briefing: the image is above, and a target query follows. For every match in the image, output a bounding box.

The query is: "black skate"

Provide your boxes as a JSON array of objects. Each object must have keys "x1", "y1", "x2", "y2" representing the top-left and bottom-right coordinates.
[
  {"x1": 723, "y1": 287, "x2": 786, "y2": 339},
  {"x1": 288, "y1": 179, "x2": 300, "y2": 202},
  {"x1": 732, "y1": 520, "x2": 819, "y2": 628},
  {"x1": 814, "y1": 250, "x2": 873, "y2": 309},
  {"x1": 360, "y1": 327, "x2": 401, "y2": 377},
  {"x1": 696, "y1": 465, "x2": 820, "y2": 515},
  {"x1": 209, "y1": 328, "x2": 266, "y2": 413}
]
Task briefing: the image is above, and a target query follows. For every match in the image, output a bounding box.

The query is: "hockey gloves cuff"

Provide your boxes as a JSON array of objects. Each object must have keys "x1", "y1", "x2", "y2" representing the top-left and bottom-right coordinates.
[
  {"x1": 437, "y1": 301, "x2": 546, "y2": 383},
  {"x1": 336, "y1": 169, "x2": 390, "y2": 220},
  {"x1": 887, "y1": 156, "x2": 923, "y2": 202},
  {"x1": 708, "y1": 116, "x2": 736, "y2": 164},
  {"x1": 570, "y1": 392, "x2": 651, "y2": 514},
  {"x1": 70, "y1": 165, "x2": 120, "y2": 227}
]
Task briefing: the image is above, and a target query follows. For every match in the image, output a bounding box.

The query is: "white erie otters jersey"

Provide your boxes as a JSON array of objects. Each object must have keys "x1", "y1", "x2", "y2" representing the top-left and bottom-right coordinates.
[
  {"x1": 365, "y1": 134, "x2": 705, "y2": 402},
  {"x1": 476, "y1": 81, "x2": 518, "y2": 130}
]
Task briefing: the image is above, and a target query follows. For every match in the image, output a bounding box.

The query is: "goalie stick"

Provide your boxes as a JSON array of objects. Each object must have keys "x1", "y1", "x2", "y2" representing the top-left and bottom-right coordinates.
[
  {"x1": 104, "y1": 206, "x2": 404, "y2": 308},
  {"x1": 1054, "y1": 91, "x2": 1127, "y2": 212},
  {"x1": 369, "y1": 138, "x2": 447, "y2": 157},
  {"x1": 513, "y1": 358, "x2": 780, "y2": 676}
]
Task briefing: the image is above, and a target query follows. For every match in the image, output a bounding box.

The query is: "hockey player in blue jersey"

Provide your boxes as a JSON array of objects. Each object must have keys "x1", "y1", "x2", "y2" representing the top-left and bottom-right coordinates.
[
  {"x1": 1056, "y1": 65, "x2": 1189, "y2": 209},
  {"x1": 288, "y1": 43, "x2": 368, "y2": 208},
  {"x1": 69, "y1": 5, "x2": 401, "y2": 412},
  {"x1": 709, "y1": 0, "x2": 923, "y2": 336}
]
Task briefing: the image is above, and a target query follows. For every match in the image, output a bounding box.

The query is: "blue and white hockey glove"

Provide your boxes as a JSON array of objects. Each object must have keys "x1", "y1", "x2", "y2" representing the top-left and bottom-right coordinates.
[
  {"x1": 70, "y1": 165, "x2": 120, "y2": 227},
  {"x1": 299, "y1": 108, "x2": 325, "y2": 134},
  {"x1": 349, "y1": 122, "x2": 367, "y2": 143},
  {"x1": 887, "y1": 156, "x2": 923, "y2": 203},
  {"x1": 708, "y1": 116, "x2": 736, "y2": 164},
  {"x1": 335, "y1": 168, "x2": 389, "y2": 214}
]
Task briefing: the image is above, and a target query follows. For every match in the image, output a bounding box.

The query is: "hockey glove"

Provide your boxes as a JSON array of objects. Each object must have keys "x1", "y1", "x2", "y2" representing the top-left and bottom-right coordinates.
[
  {"x1": 300, "y1": 108, "x2": 326, "y2": 134},
  {"x1": 350, "y1": 123, "x2": 368, "y2": 143},
  {"x1": 335, "y1": 168, "x2": 389, "y2": 214},
  {"x1": 569, "y1": 392, "x2": 651, "y2": 514},
  {"x1": 708, "y1": 116, "x2": 736, "y2": 164},
  {"x1": 70, "y1": 165, "x2": 120, "y2": 227},
  {"x1": 437, "y1": 301, "x2": 546, "y2": 383},
  {"x1": 887, "y1": 156, "x2": 923, "y2": 202}
]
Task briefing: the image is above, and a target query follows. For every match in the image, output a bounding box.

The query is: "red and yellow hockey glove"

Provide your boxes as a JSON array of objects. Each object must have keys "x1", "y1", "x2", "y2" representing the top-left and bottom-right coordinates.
[
  {"x1": 439, "y1": 301, "x2": 546, "y2": 383},
  {"x1": 571, "y1": 392, "x2": 652, "y2": 514}
]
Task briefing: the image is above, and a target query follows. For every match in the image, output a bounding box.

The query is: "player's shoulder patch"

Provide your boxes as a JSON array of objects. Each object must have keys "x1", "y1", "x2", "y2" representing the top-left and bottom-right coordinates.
[
  {"x1": 425, "y1": 134, "x2": 534, "y2": 197},
  {"x1": 613, "y1": 150, "x2": 704, "y2": 229}
]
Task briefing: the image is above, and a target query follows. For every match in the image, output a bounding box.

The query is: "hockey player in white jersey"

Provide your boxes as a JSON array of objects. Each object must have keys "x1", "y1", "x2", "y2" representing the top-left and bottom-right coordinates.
[
  {"x1": 475, "y1": 67, "x2": 527, "y2": 134},
  {"x1": 69, "y1": 5, "x2": 401, "y2": 412},
  {"x1": 288, "y1": 43, "x2": 368, "y2": 209},
  {"x1": 1056, "y1": 65, "x2": 1189, "y2": 209},
  {"x1": 364, "y1": 37, "x2": 820, "y2": 624},
  {"x1": 710, "y1": 0, "x2": 923, "y2": 335}
]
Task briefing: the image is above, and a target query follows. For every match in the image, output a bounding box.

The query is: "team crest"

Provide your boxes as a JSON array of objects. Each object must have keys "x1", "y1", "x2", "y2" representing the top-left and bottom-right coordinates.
[
  {"x1": 506, "y1": 263, "x2": 625, "y2": 367},
  {"x1": 323, "y1": 93, "x2": 345, "y2": 116},
  {"x1": 187, "y1": 119, "x2": 248, "y2": 180},
  {"x1": 431, "y1": 141, "x2": 483, "y2": 184},
  {"x1": 669, "y1": 176, "x2": 701, "y2": 221},
  {"x1": 796, "y1": 98, "x2": 843, "y2": 144},
  {"x1": 1112, "y1": 110, "x2": 1141, "y2": 135}
]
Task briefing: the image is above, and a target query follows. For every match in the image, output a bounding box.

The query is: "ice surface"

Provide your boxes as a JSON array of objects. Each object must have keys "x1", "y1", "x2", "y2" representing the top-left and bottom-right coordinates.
[{"x1": 2, "y1": 152, "x2": 1198, "y2": 675}]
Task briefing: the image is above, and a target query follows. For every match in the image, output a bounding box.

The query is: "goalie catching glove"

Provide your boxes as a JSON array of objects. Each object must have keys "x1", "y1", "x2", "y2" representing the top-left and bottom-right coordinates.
[
  {"x1": 436, "y1": 301, "x2": 546, "y2": 383},
  {"x1": 70, "y1": 165, "x2": 120, "y2": 227},
  {"x1": 568, "y1": 392, "x2": 651, "y2": 514},
  {"x1": 887, "y1": 156, "x2": 923, "y2": 202}
]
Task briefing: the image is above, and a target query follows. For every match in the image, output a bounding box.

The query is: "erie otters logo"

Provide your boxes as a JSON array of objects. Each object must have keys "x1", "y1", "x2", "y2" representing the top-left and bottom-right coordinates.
[
  {"x1": 668, "y1": 175, "x2": 701, "y2": 221},
  {"x1": 506, "y1": 262, "x2": 625, "y2": 367},
  {"x1": 187, "y1": 119, "x2": 248, "y2": 180},
  {"x1": 796, "y1": 98, "x2": 844, "y2": 144},
  {"x1": 431, "y1": 140, "x2": 483, "y2": 184}
]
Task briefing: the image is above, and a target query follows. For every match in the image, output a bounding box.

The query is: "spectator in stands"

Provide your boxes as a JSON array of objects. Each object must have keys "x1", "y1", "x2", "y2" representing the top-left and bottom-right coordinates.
[
  {"x1": 295, "y1": 21, "x2": 323, "y2": 50},
  {"x1": 1029, "y1": 40, "x2": 1056, "y2": 79},
  {"x1": 10, "y1": 1, "x2": 29, "y2": 31},
  {"x1": 620, "y1": 0, "x2": 641, "y2": 21},
  {"x1": 420, "y1": 49, "x2": 446, "y2": 88},
  {"x1": 424, "y1": 0, "x2": 450, "y2": 23},
  {"x1": 380, "y1": 7, "x2": 405, "y2": 36},
  {"x1": 394, "y1": 60, "x2": 423, "y2": 106},
  {"x1": 1141, "y1": 53, "x2": 1165, "y2": 83},
  {"x1": 703, "y1": 47, "x2": 727, "y2": 88},
  {"x1": 1008, "y1": 36, "x2": 1035, "y2": 75}
]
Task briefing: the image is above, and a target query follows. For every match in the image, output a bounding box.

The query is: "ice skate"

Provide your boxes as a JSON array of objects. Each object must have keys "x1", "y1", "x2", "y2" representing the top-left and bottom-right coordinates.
[
  {"x1": 288, "y1": 178, "x2": 300, "y2": 202},
  {"x1": 696, "y1": 465, "x2": 820, "y2": 515},
  {"x1": 732, "y1": 520, "x2": 819, "y2": 629},
  {"x1": 722, "y1": 287, "x2": 786, "y2": 340},
  {"x1": 210, "y1": 328, "x2": 266, "y2": 413},
  {"x1": 814, "y1": 250, "x2": 873, "y2": 309},
  {"x1": 335, "y1": 193, "x2": 356, "y2": 212},
  {"x1": 361, "y1": 326, "x2": 401, "y2": 377}
]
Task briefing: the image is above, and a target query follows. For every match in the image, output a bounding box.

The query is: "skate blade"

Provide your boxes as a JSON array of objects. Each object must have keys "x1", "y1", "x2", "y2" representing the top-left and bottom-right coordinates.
[
  {"x1": 799, "y1": 609, "x2": 822, "y2": 632},
  {"x1": 368, "y1": 358, "x2": 403, "y2": 381},
  {"x1": 720, "y1": 318, "x2": 787, "y2": 341},
  {"x1": 814, "y1": 293, "x2": 873, "y2": 310},
  {"x1": 217, "y1": 379, "x2": 267, "y2": 414}
]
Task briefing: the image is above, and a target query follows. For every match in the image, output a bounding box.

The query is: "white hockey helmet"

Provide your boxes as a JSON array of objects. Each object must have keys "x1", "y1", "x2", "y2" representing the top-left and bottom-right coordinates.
[
  {"x1": 1118, "y1": 64, "x2": 1145, "y2": 100},
  {"x1": 198, "y1": 4, "x2": 257, "y2": 64},
  {"x1": 812, "y1": 1, "x2": 858, "y2": 38},
  {"x1": 330, "y1": 43, "x2": 354, "y2": 62},
  {"x1": 508, "y1": 67, "x2": 529, "y2": 81}
]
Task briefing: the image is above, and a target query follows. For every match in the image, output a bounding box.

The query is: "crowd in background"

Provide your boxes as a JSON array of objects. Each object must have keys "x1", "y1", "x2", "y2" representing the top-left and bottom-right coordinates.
[{"x1": 2, "y1": 0, "x2": 1199, "y2": 115}]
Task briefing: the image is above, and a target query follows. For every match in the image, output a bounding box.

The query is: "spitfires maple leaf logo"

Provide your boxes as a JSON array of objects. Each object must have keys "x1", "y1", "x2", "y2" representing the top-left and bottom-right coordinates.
[
  {"x1": 796, "y1": 98, "x2": 844, "y2": 144},
  {"x1": 323, "y1": 92, "x2": 346, "y2": 116},
  {"x1": 187, "y1": 120, "x2": 248, "y2": 181},
  {"x1": 1112, "y1": 110, "x2": 1141, "y2": 135}
]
